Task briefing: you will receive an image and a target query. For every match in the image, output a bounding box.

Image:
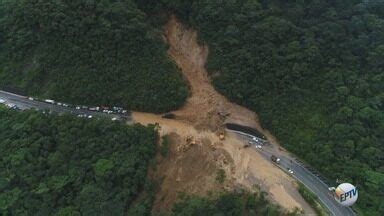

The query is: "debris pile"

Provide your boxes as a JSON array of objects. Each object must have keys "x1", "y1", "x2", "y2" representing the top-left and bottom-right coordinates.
[{"x1": 177, "y1": 135, "x2": 197, "y2": 153}]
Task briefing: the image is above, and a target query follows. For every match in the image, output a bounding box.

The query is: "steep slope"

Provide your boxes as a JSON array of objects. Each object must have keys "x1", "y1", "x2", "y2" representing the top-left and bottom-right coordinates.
[
  {"x1": 133, "y1": 17, "x2": 315, "y2": 214},
  {"x1": 164, "y1": 17, "x2": 259, "y2": 129},
  {"x1": 0, "y1": 0, "x2": 187, "y2": 113},
  {"x1": 142, "y1": 1, "x2": 384, "y2": 214},
  {"x1": 0, "y1": 108, "x2": 157, "y2": 215}
]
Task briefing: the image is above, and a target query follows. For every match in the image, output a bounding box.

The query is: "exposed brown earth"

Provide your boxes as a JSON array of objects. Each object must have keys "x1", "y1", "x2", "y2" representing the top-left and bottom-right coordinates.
[
  {"x1": 132, "y1": 16, "x2": 315, "y2": 215},
  {"x1": 150, "y1": 133, "x2": 235, "y2": 212},
  {"x1": 165, "y1": 16, "x2": 261, "y2": 131}
]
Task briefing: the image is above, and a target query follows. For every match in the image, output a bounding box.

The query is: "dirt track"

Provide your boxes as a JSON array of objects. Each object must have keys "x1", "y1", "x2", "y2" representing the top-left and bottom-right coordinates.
[{"x1": 132, "y1": 16, "x2": 315, "y2": 214}]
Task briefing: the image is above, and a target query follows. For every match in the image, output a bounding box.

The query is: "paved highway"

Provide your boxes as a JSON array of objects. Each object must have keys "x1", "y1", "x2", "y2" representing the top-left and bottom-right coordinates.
[
  {"x1": 229, "y1": 130, "x2": 356, "y2": 216},
  {"x1": 0, "y1": 90, "x2": 132, "y2": 122}
]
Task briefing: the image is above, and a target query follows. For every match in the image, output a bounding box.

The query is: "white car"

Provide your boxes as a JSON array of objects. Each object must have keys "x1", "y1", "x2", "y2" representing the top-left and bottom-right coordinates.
[
  {"x1": 111, "y1": 117, "x2": 118, "y2": 121},
  {"x1": 0, "y1": 99, "x2": 5, "y2": 103},
  {"x1": 89, "y1": 107, "x2": 99, "y2": 111},
  {"x1": 76, "y1": 106, "x2": 81, "y2": 110},
  {"x1": 28, "y1": 97, "x2": 34, "y2": 101},
  {"x1": 88, "y1": 115, "x2": 93, "y2": 119},
  {"x1": 288, "y1": 168, "x2": 294, "y2": 174},
  {"x1": 256, "y1": 145, "x2": 262, "y2": 149}
]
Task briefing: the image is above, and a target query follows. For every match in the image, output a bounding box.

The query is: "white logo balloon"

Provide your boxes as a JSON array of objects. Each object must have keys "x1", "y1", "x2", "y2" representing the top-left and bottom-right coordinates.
[{"x1": 334, "y1": 183, "x2": 358, "y2": 207}]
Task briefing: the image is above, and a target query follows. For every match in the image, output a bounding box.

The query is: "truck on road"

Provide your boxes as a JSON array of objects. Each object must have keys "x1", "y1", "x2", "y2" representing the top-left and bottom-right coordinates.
[{"x1": 44, "y1": 99, "x2": 55, "y2": 104}]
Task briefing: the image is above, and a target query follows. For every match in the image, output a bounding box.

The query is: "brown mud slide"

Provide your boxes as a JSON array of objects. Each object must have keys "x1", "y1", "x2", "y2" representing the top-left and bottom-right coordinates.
[
  {"x1": 165, "y1": 16, "x2": 260, "y2": 131},
  {"x1": 132, "y1": 16, "x2": 315, "y2": 215}
]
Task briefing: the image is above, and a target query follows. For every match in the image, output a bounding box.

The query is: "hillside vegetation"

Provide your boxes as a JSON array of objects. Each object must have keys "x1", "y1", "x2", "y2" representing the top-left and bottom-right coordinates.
[
  {"x1": 0, "y1": 107, "x2": 157, "y2": 215},
  {"x1": 0, "y1": 0, "x2": 187, "y2": 113},
  {"x1": 141, "y1": 0, "x2": 384, "y2": 214},
  {"x1": 170, "y1": 191, "x2": 297, "y2": 216},
  {"x1": 1, "y1": 0, "x2": 383, "y2": 214}
]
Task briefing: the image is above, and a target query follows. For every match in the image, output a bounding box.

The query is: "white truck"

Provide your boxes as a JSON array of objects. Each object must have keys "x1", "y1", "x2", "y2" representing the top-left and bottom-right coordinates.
[{"x1": 44, "y1": 99, "x2": 55, "y2": 104}]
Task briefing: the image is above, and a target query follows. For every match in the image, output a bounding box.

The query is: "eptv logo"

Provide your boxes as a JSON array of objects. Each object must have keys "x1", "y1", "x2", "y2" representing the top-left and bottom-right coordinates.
[
  {"x1": 338, "y1": 188, "x2": 357, "y2": 202},
  {"x1": 335, "y1": 183, "x2": 358, "y2": 207}
]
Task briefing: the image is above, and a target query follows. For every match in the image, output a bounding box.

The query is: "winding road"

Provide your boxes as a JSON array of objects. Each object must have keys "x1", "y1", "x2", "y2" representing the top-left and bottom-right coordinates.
[{"x1": 228, "y1": 130, "x2": 356, "y2": 216}]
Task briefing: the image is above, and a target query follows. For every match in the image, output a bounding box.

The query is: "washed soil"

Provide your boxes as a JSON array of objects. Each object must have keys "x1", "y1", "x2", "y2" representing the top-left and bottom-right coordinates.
[
  {"x1": 150, "y1": 133, "x2": 235, "y2": 212},
  {"x1": 165, "y1": 17, "x2": 260, "y2": 131},
  {"x1": 133, "y1": 16, "x2": 315, "y2": 215}
]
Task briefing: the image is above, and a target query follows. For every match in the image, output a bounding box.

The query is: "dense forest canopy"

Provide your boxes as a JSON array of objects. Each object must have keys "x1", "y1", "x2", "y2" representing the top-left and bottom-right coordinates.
[
  {"x1": 139, "y1": 0, "x2": 384, "y2": 215},
  {"x1": 0, "y1": 107, "x2": 157, "y2": 215},
  {"x1": 0, "y1": 0, "x2": 188, "y2": 113},
  {"x1": 169, "y1": 191, "x2": 295, "y2": 216}
]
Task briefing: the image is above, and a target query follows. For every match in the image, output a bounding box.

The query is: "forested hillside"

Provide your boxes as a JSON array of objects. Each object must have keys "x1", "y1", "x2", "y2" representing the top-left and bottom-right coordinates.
[
  {"x1": 1, "y1": 0, "x2": 383, "y2": 214},
  {"x1": 170, "y1": 191, "x2": 293, "y2": 216},
  {"x1": 0, "y1": 107, "x2": 157, "y2": 215},
  {"x1": 141, "y1": 0, "x2": 384, "y2": 214},
  {"x1": 0, "y1": 0, "x2": 187, "y2": 113}
]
